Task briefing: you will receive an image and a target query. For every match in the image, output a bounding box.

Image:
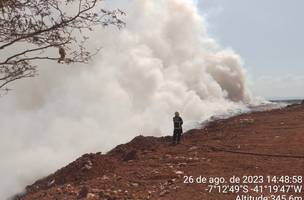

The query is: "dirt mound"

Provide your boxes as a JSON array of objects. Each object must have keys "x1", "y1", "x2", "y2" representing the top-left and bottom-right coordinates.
[
  {"x1": 17, "y1": 105, "x2": 304, "y2": 200},
  {"x1": 107, "y1": 135, "x2": 162, "y2": 160},
  {"x1": 26, "y1": 153, "x2": 118, "y2": 193}
]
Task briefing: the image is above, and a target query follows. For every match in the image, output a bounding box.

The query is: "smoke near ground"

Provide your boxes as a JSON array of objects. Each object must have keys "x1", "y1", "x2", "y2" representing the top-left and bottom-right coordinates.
[{"x1": 0, "y1": 0, "x2": 253, "y2": 198}]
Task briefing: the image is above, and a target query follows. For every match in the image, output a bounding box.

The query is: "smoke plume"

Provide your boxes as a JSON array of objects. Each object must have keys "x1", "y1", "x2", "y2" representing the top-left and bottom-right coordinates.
[{"x1": 0, "y1": 0, "x2": 252, "y2": 198}]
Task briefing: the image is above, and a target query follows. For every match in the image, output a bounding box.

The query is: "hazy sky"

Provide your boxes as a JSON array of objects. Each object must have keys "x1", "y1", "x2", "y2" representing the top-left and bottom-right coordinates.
[{"x1": 198, "y1": 0, "x2": 304, "y2": 99}]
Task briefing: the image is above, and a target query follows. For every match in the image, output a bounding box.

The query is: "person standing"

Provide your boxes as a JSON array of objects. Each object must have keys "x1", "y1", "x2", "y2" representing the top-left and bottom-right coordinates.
[{"x1": 172, "y1": 112, "x2": 183, "y2": 145}]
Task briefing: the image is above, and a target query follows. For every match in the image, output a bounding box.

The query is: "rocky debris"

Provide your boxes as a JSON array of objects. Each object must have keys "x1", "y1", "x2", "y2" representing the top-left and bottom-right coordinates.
[
  {"x1": 174, "y1": 170, "x2": 184, "y2": 175},
  {"x1": 86, "y1": 193, "x2": 97, "y2": 199},
  {"x1": 47, "y1": 179, "x2": 55, "y2": 187},
  {"x1": 167, "y1": 178, "x2": 176, "y2": 185},
  {"x1": 188, "y1": 146, "x2": 199, "y2": 151},
  {"x1": 159, "y1": 189, "x2": 169, "y2": 197},
  {"x1": 82, "y1": 160, "x2": 93, "y2": 171},
  {"x1": 130, "y1": 182, "x2": 139, "y2": 187},
  {"x1": 25, "y1": 153, "x2": 118, "y2": 193},
  {"x1": 239, "y1": 118, "x2": 255, "y2": 124},
  {"x1": 101, "y1": 175, "x2": 110, "y2": 180},
  {"x1": 64, "y1": 184, "x2": 77, "y2": 195},
  {"x1": 157, "y1": 178, "x2": 180, "y2": 198},
  {"x1": 174, "y1": 171, "x2": 184, "y2": 177},
  {"x1": 177, "y1": 162, "x2": 187, "y2": 167}
]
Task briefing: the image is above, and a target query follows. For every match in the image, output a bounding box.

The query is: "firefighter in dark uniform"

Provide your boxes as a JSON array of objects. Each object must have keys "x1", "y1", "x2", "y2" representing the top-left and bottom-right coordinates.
[{"x1": 172, "y1": 112, "x2": 183, "y2": 145}]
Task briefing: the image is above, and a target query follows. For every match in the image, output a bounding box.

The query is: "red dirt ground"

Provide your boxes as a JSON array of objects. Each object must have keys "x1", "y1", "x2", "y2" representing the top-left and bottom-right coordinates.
[{"x1": 16, "y1": 104, "x2": 304, "y2": 200}]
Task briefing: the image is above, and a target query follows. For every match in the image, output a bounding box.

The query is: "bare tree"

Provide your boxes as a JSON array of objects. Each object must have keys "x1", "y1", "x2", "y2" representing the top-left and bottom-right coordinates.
[{"x1": 0, "y1": 0, "x2": 125, "y2": 93}]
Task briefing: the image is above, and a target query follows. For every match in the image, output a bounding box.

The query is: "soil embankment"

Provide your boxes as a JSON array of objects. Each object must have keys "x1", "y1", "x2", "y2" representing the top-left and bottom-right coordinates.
[{"x1": 16, "y1": 104, "x2": 304, "y2": 200}]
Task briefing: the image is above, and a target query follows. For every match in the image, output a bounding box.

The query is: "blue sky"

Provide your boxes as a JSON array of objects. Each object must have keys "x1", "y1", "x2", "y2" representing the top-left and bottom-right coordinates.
[{"x1": 197, "y1": 0, "x2": 304, "y2": 99}]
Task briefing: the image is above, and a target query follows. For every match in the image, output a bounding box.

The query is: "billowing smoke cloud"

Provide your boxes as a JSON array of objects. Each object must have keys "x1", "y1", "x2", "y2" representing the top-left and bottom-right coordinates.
[{"x1": 0, "y1": 0, "x2": 252, "y2": 198}]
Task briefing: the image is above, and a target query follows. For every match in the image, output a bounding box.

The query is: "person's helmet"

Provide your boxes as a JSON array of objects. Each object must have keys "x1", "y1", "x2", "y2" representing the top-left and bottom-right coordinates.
[{"x1": 175, "y1": 112, "x2": 179, "y2": 116}]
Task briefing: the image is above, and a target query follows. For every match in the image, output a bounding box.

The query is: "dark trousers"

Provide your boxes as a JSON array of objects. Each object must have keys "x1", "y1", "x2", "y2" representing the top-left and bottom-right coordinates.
[{"x1": 173, "y1": 129, "x2": 182, "y2": 144}]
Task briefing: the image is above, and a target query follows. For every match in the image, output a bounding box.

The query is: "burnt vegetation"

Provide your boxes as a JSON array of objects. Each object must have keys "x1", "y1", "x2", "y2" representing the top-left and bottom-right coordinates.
[{"x1": 0, "y1": 0, "x2": 125, "y2": 93}]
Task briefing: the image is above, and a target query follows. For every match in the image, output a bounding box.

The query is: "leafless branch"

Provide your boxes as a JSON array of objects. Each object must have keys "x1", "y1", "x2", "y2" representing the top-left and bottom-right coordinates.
[{"x1": 0, "y1": 0, "x2": 125, "y2": 93}]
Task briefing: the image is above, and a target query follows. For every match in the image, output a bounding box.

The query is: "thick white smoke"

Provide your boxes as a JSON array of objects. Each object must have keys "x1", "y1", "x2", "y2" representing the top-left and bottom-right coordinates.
[{"x1": 0, "y1": 0, "x2": 252, "y2": 198}]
